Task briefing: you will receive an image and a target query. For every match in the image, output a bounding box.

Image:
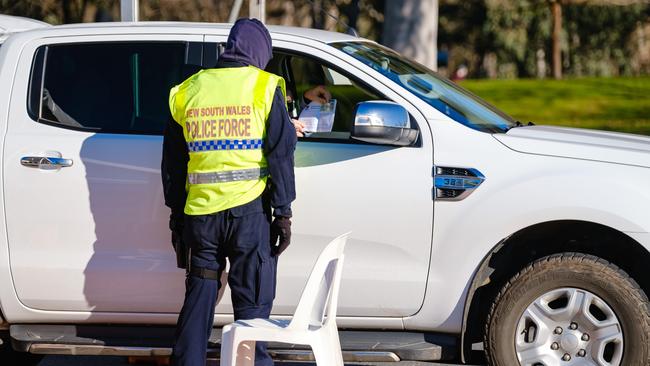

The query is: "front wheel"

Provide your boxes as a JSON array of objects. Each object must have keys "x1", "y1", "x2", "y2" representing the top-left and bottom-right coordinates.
[{"x1": 485, "y1": 253, "x2": 650, "y2": 366}]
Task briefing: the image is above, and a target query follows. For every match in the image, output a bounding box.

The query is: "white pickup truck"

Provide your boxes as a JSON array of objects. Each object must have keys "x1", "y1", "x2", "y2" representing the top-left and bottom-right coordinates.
[{"x1": 0, "y1": 19, "x2": 648, "y2": 366}]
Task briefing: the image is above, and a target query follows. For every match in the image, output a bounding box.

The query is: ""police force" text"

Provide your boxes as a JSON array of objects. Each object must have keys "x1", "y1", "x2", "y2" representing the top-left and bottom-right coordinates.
[{"x1": 184, "y1": 104, "x2": 253, "y2": 139}]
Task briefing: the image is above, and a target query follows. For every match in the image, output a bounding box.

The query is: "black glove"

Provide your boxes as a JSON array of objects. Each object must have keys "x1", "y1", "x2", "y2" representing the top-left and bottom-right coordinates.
[
  {"x1": 169, "y1": 212, "x2": 188, "y2": 269},
  {"x1": 270, "y1": 216, "x2": 292, "y2": 256}
]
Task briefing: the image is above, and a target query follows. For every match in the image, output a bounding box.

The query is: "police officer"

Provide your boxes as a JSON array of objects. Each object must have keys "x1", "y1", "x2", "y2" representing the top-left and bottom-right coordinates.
[{"x1": 162, "y1": 18, "x2": 296, "y2": 366}]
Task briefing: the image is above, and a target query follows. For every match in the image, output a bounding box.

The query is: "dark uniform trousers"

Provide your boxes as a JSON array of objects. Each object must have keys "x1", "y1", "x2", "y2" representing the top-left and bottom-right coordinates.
[{"x1": 171, "y1": 198, "x2": 277, "y2": 366}]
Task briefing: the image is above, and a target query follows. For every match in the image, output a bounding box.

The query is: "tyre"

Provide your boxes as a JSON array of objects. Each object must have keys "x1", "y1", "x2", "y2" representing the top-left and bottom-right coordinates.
[{"x1": 484, "y1": 253, "x2": 650, "y2": 366}]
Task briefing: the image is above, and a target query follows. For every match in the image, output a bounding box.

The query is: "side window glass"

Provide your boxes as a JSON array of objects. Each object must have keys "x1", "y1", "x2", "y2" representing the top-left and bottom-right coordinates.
[
  {"x1": 34, "y1": 42, "x2": 187, "y2": 135},
  {"x1": 268, "y1": 52, "x2": 382, "y2": 141}
]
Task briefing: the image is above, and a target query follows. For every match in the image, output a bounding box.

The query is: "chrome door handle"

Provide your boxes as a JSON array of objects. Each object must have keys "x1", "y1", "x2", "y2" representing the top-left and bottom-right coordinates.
[{"x1": 21, "y1": 156, "x2": 73, "y2": 169}]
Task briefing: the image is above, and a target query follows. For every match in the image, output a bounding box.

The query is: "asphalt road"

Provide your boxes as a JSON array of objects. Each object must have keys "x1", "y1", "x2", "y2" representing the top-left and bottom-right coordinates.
[{"x1": 38, "y1": 356, "x2": 470, "y2": 366}]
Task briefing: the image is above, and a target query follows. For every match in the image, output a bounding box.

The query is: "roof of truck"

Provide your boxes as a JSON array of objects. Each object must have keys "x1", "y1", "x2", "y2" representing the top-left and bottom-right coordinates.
[{"x1": 39, "y1": 21, "x2": 362, "y2": 44}]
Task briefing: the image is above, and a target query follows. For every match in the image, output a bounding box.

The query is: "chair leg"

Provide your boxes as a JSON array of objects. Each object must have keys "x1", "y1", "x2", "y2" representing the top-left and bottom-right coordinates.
[
  {"x1": 219, "y1": 326, "x2": 235, "y2": 366},
  {"x1": 234, "y1": 340, "x2": 256, "y2": 366},
  {"x1": 220, "y1": 327, "x2": 256, "y2": 366},
  {"x1": 311, "y1": 330, "x2": 344, "y2": 366}
]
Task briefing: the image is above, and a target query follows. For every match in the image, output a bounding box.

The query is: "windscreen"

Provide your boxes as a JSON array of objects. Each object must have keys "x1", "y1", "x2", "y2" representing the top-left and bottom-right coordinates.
[{"x1": 331, "y1": 41, "x2": 516, "y2": 133}]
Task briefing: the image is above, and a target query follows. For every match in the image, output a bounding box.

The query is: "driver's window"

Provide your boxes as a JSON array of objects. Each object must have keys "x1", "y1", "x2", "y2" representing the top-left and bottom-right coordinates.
[{"x1": 266, "y1": 52, "x2": 381, "y2": 140}]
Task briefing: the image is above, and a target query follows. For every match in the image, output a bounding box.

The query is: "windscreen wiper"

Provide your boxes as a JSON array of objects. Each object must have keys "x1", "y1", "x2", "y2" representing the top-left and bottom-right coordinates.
[{"x1": 505, "y1": 120, "x2": 535, "y2": 132}]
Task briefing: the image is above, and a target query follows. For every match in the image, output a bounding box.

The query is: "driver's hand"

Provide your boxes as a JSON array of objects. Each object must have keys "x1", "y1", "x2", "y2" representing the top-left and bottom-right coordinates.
[
  {"x1": 303, "y1": 85, "x2": 332, "y2": 104},
  {"x1": 291, "y1": 119, "x2": 306, "y2": 137}
]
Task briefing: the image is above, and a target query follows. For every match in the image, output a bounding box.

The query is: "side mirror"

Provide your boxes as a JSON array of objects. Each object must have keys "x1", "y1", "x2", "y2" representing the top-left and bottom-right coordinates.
[{"x1": 351, "y1": 101, "x2": 419, "y2": 146}]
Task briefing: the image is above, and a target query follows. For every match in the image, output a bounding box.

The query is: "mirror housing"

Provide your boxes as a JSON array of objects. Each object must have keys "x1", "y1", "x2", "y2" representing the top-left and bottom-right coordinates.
[{"x1": 351, "y1": 101, "x2": 419, "y2": 146}]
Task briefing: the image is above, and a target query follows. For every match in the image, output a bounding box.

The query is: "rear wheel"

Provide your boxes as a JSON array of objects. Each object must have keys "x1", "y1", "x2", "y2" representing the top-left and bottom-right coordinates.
[{"x1": 485, "y1": 253, "x2": 650, "y2": 366}]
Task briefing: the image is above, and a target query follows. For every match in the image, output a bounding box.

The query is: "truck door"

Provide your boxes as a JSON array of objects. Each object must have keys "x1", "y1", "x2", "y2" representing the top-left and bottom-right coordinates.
[
  {"x1": 5, "y1": 35, "x2": 202, "y2": 313},
  {"x1": 206, "y1": 35, "x2": 434, "y2": 318}
]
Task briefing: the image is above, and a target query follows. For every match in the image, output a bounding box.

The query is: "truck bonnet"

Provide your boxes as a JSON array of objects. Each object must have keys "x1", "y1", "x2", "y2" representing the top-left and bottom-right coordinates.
[{"x1": 493, "y1": 125, "x2": 650, "y2": 168}]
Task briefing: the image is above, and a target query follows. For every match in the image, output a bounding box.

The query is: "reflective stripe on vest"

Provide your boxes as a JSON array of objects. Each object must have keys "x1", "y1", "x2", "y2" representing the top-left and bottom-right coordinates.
[
  {"x1": 188, "y1": 167, "x2": 269, "y2": 184},
  {"x1": 169, "y1": 66, "x2": 286, "y2": 215}
]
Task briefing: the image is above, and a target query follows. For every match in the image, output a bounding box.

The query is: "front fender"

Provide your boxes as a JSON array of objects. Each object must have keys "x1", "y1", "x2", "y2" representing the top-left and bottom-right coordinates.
[{"x1": 404, "y1": 145, "x2": 649, "y2": 333}]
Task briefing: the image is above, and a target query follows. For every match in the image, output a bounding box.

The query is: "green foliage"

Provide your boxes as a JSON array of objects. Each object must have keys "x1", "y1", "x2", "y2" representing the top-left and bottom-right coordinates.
[
  {"x1": 441, "y1": 0, "x2": 650, "y2": 78},
  {"x1": 460, "y1": 77, "x2": 650, "y2": 135},
  {"x1": 0, "y1": 0, "x2": 117, "y2": 24},
  {"x1": 564, "y1": 3, "x2": 649, "y2": 76},
  {"x1": 2, "y1": 0, "x2": 648, "y2": 79},
  {"x1": 484, "y1": 0, "x2": 550, "y2": 77},
  {"x1": 438, "y1": 0, "x2": 490, "y2": 75},
  {"x1": 0, "y1": 0, "x2": 48, "y2": 22}
]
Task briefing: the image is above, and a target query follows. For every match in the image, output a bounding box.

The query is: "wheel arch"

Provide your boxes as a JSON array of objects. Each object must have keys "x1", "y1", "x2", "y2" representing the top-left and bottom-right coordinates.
[{"x1": 460, "y1": 219, "x2": 650, "y2": 363}]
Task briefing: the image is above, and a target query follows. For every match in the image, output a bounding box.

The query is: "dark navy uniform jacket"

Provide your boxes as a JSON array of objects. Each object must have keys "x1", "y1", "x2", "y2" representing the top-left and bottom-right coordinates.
[{"x1": 161, "y1": 60, "x2": 297, "y2": 219}]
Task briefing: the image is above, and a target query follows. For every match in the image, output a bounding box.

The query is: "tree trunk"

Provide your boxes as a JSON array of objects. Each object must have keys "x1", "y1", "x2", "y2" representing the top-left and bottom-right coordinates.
[
  {"x1": 382, "y1": 0, "x2": 439, "y2": 70},
  {"x1": 62, "y1": 0, "x2": 72, "y2": 24},
  {"x1": 343, "y1": 0, "x2": 360, "y2": 31},
  {"x1": 311, "y1": 0, "x2": 325, "y2": 29},
  {"x1": 551, "y1": 0, "x2": 563, "y2": 79},
  {"x1": 61, "y1": 0, "x2": 88, "y2": 23}
]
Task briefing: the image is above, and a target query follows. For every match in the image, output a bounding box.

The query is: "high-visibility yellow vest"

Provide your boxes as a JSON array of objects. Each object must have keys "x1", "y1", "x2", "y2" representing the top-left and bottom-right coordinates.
[{"x1": 169, "y1": 66, "x2": 286, "y2": 215}]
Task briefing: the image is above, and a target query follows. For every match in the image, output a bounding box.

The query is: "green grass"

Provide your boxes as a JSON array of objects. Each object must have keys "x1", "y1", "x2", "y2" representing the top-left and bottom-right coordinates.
[{"x1": 459, "y1": 77, "x2": 650, "y2": 136}]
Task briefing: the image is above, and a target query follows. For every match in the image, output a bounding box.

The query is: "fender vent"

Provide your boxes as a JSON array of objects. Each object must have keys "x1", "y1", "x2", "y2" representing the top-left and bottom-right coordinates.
[{"x1": 433, "y1": 166, "x2": 485, "y2": 201}]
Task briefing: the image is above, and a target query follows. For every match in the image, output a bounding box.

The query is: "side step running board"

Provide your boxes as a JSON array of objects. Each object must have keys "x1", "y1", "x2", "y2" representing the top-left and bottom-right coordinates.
[
  {"x1": 10, "y1": 324, "x2": 456, "y2": 362},
  {"x1": 28, "y1": 344, "x2": 400, "y2": 362}
]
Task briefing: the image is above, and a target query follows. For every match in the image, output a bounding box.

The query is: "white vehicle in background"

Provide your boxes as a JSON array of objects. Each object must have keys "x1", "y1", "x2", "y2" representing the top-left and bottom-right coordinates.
[{"x1": 0, "y1": 20, "x2": 648, "y2": 366}]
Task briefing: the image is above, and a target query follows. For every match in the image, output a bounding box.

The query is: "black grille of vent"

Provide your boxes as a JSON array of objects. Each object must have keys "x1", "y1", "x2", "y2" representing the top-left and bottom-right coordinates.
[
  {"x1": 436, "y1": 167, "x2": 475, "y2": 177},
  {"x1": 436, "y1": 188, "x2": 465, "y2": 199}
]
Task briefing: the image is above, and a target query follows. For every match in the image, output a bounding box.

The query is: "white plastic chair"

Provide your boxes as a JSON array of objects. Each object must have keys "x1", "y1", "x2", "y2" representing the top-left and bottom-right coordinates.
[{"x1": 219, "y1": 232, "x2": 350, "y2": 366}]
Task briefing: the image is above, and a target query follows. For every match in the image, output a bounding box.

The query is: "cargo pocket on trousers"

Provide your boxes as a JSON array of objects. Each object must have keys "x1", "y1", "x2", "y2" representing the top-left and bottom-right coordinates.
[{"x1": 255, "y1": 251, "x2": 277, "y2": 306}]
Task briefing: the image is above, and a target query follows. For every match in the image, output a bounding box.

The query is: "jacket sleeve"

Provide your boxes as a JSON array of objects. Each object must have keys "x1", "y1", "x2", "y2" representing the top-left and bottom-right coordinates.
[
  {"x1": 265, "y1": 87, "x2": 297, "y2": 217},
  {"x1": 161, "y1": 118, "x2": 189, "y2": 217}
]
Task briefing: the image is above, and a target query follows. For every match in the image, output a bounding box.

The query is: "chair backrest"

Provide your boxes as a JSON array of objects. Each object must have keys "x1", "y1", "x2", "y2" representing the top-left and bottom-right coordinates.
[{"x1": 288, "y1": 232, "x2": 349, "y2": 330}]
